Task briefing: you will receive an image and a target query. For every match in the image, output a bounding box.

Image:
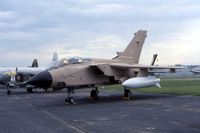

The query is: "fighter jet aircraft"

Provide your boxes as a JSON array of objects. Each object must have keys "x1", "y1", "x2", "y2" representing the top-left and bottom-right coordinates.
[{"x1": 26, "y1": 30, "x2": 183, "y2": 103}]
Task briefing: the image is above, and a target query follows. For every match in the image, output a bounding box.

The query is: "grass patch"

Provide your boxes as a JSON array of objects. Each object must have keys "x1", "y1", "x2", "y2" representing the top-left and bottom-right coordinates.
[{"x1": 104, "y1": 79, "x2": 200, "y2": 96}]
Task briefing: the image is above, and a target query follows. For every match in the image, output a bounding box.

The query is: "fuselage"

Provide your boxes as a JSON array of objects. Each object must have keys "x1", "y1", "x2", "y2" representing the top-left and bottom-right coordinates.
[
  {"x1": 26, "y1": 30, "x2": 148, "y2": 90},
  {"x1": 51, "y1": 58, "x2": 134, "y2": 88},
  {"x1": 50, "y1": 63, "x2": 109, "y2": 88},
  {"x1": 26, "y1": 57, "x2": 138, "y2": 89},
  {"x1": 0, "y1": 67, "x2": 46, "y2": 75}
]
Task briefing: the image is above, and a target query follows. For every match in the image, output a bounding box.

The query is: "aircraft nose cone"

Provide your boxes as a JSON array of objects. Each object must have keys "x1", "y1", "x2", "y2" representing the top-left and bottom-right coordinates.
[{"x1": 26, "y1": 70, "x2": 52, "y2": 88}]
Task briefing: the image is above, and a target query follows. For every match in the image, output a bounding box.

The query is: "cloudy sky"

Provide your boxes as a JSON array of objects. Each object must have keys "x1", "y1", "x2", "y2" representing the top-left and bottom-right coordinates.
[{"x1": 1, "y1": 0, "x2": 200, "y2": 67}]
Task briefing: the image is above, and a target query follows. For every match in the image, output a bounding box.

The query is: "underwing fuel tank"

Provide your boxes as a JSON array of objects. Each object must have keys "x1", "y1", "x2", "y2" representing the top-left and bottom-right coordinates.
[{"x1": 122, "y1": 76, "x2": 161, "y2": 89}]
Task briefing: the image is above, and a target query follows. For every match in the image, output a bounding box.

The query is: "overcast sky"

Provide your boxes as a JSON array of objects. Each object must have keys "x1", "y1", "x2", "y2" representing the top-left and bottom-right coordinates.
[{"x1": 1, "y1": 0, "x2": 200, "y2": 67}]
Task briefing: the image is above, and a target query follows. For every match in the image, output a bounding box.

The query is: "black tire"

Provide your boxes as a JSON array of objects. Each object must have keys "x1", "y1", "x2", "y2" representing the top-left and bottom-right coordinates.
[
  {"x1": 65, "y1": 98, "x2": 69, "y2": 102},
  {"x1": 124, "y1": 89, "x2": 131, "y2": 98},
  {"x1": 27, "y1": 88, "x2": 33, "y2": 93},
  {"x1": 90, "y1": 90, "x2": 97, "y2": 97},
  {"x1": 7, "y1": 90, "x2": 11, "y2": 95},
  {"x1": 65, "y1": 97, "x2": 75, "y2": 104},
  {"x1": 69, "y1": 97, "x2": 74, "y2": 104}
]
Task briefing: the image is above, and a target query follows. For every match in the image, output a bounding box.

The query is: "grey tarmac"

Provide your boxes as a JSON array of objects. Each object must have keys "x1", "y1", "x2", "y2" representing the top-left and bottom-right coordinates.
[{"x1": 0, "y1": 87, "x2": 200, "y2": 133}]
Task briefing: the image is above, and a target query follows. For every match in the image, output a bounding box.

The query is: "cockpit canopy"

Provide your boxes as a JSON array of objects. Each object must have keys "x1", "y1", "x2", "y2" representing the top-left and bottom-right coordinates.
[
  {"x1": 49, "y1": 57, "x2": 92, "y2": 70},
  {"x1": 68, "y1": 57, "x2": 92, "y2": 64}
]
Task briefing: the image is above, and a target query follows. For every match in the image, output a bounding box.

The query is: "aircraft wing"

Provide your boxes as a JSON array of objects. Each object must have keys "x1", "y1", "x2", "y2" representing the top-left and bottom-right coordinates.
[
  {"x1": 89, "y1": 63, "x2": 114, "y2": 76},
  {"x1": 89, "y1": 63, "x2": 185, "y2": 75},
  {"x1": 110, "y1": 63, "x2": 186, "y2": 77},
  {"x1": 110, "y1": 63, "x2": 185, "y2": 70},
  {"x1": 89, "y1": 63, "x2": 185, "y2": 81}
]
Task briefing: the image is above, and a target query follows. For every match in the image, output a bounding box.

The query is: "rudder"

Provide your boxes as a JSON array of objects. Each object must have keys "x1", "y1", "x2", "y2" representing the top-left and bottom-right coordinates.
[
  {"x1": 31, "y1": 59, "x2": 38, "y2": 67},
  {"x1": 113, "y1": 30, "x2": 147, "y2": 64}
]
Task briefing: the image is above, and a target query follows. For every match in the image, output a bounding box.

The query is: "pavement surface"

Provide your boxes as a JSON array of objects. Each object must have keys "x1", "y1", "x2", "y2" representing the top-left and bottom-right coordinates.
[{"x1": 0, "y1": 86, "x2": 200, "y2": 133}]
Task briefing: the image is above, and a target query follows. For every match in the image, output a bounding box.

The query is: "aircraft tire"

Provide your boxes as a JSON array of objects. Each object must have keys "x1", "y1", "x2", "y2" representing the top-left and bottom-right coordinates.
[
  {"x1": 7, "y1": 90, "x2": 11, "y2": 95},
  {"x1": 90, "y1": 90, "x2": 98, "y2": 98},
  {"x1": 124, "y1": 89, "x2": 132, "y2": 99},
  {"x1": 65, "y1": 97, "x2": 75, "y2": 104},
  {"x1": 69, "y1": 97, "x2": 75, "y2": 104},
  {"x1": 27, "y1": 88, "x2": 33, "y2": 93},
  {"x1": 65, "y1": 98, "x2": 69, "y2": 102}
]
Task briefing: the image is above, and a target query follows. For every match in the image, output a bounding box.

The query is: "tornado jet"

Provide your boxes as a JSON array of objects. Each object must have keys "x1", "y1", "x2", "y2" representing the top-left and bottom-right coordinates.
[{"x1": 26, "y1": 30, "x2": 183, "y2": 103}]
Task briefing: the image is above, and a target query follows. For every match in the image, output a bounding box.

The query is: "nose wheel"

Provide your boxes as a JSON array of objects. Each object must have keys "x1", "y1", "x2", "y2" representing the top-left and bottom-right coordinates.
[
  {"x1": 6, "y1": 86, "x2": 11, "y2": 95},
  {"x1": 65, "y1": 97, "x2": 75, "y2": 104},
  {"x1": 7, "y1": 90, "x2": 11, "y2": 95},
  {"x1": 65, "y1": 87, "x2": 76, "y2": 104}
]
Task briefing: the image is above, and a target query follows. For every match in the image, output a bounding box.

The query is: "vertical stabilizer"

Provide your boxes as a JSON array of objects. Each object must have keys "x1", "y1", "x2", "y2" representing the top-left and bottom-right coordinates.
[
  {"x1": 52, "y1": 52, "x2": 58, "y2": 62},
  {"x1": 47, "y1": 52, "x2": 58, "y2": 68},
  {"x1": 113, "y1": 30, "x2": 147, "y2": 64},
  {"x1": 151, "y1": 54, "x2": 158, "y2": 66},
  {"x1": 31, "y1": 59, "x2": 38, "y2": 67}
]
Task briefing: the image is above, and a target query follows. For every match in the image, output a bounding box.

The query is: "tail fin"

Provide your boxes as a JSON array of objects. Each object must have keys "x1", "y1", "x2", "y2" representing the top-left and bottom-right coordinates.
[
  {"x1": 52, "y1": 52, "x2": 58, "y2": 62},
  {"x1": 47, "y1": 52, "x2": 58, "y2": 68},
  {"x1": 150, "y1": 54, "x2": 158, "y2": 66},
  {"x1": 113, "y1": 30, "x2": 147, "y2": 64},
  {"x1": 31, "y1": 59, "x2": 38, "y2": 67}
]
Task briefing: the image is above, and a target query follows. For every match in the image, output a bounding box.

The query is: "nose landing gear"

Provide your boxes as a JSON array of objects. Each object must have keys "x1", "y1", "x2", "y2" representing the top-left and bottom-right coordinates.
[{"x1": 65, "y1": 87, "x2": 76, "y2": 104}]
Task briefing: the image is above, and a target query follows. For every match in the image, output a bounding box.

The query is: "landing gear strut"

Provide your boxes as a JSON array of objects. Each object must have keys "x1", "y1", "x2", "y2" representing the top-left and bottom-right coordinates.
[
  {"x1": 90, "y1": 87, "x2": 99, "y2": 99},
  {"x1": 65, "y1": 87, "x2": 75, "y2": 104},
  {"x1": 123, "y1": 88, "x2": 133, "y2": 100},
  {"x1": 7, "y1": 86, "x2": 11, "y2": 95}
]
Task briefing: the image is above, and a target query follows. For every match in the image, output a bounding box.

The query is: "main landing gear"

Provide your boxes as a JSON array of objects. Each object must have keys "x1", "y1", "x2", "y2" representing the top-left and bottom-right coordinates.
[
  {"x1": 90, "y1": 87, "x2": 99, "y2": 99},
  {"x1": 26, "y1": 87, "x2": 33, "y2": 93},
  {"x1": 123, "y1": 87, "x2": 133, "y2": 100},
  {"x1": 65, "y1": 87, "x2": 76, "y2": 104}
]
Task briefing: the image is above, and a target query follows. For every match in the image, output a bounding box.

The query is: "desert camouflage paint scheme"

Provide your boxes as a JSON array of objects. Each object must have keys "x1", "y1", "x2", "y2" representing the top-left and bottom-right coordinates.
[{"x1": 27, "y1": 30, "x2": 183, "y2": 103}]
